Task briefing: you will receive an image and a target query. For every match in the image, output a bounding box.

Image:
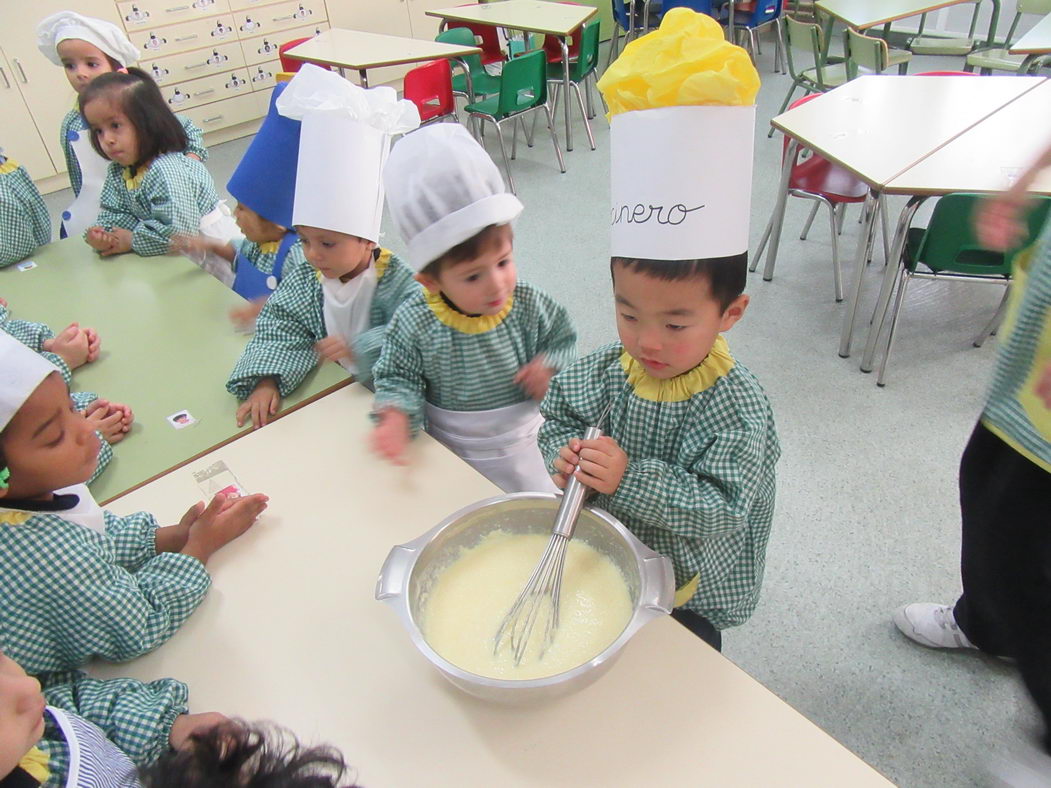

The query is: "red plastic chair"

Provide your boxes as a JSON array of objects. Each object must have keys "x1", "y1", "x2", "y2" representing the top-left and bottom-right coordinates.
[
  {"x1": 279, "y1": 37, "x2": 331, "y2": 73},
  {"x1": 542, "y1": 2, "x2": 584, "y2": 63},
  {"x1": 403, "y1": 59, "x2": 457, "y2": 124},
  {"x1": 753, "y1": 93, "x2": 881, "y2": 302},
  {"x1": 449, "y1": 10, "x2": 506, "y2": 66}
]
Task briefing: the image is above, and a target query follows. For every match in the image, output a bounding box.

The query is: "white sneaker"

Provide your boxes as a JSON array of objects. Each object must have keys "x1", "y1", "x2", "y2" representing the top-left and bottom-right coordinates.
[{"x1": 893, "y1": 602, "x2": 977, "y2": 649}]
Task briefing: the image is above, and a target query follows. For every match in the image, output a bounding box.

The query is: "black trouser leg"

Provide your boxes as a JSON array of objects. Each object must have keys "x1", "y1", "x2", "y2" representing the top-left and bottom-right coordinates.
[{"x1": 671, "y1": 608, "x2": 722, "y2": 651}]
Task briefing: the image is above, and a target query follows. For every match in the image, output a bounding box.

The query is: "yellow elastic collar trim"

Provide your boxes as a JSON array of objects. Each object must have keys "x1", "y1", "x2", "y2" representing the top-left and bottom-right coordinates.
[
  {"x1": 425, "y1": 289, "x2": 513, "y2": 334},
  {"x1": 123, "y1": 166, "x2": 147, "y2": 191},
  {"x1": 19, "y1": 744, "x2": 50, "y2": 783},
  {"x1": 674, "y1": 574, "x2": 700, "y2": 608},
  {"x1": 0, "y1": 158, "x2": 19, "y2": 175},
  {"x1": 312, "y1": 248, "x2": 391, "y2": 283},
  {"x1": 258, "y1": 240, "x2": 280, "y2": 255},
  {"x1": 620, "y1": 335, "x2": 735, "y2": 402},
  {"x1": 0, "y1": 510, "x2": 33, "y2": 526}
]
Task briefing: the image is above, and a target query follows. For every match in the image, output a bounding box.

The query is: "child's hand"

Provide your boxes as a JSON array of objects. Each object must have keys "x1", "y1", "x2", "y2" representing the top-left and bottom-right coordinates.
[
  {"x1": 85, "y1": 226, "x2": 116, "y2": 253},
  {"x1": 236, "y1": 378, "x2": 281, "y2": 429},
  {"x1": 43, "y1": 323, "x2": 91, "y2": 370},
  {"x1": 100, "y1": 227, "x2": 133, "y2": 256},
  {"x1": 975, "y1": 195, "x2": 1030, "y2": 252},
  {"x1": 315, "y1": 336, "x2": 353, "y2": 365},
  {"x1": 169, "y1": 711, "x2": 228, "y2": 750},
  {"x1": 84, "y1": 398, "x2": 134, "y2": 443},
  {"x1": 182, "y1": 491, "x2": 269, "y2": 565},
  {"x1": 371, "y1": 408, "x2": 410, "y2": 465},
  {"x1": 83, "y1": 327, "x2": 101, "y2": 362},
  {"x1": 552, "y1": 436, "x2": 628, "y2": 496},
  {"x1": 514, "y1": 356, "x2": 556, "y2": 400},
  {"x1": 229, "y1": 298, "x2": 266, "y2": 332}
]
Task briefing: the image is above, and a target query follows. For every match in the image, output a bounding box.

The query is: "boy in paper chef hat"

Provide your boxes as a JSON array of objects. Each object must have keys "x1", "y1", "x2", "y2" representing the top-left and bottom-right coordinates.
[
  {"x1": 539, "y1": 9, "x2": 780, "y2": 650},
  {"x1": 36, "y1": 10, "x2": 207, "y2": 238},
  {"x1": 226, "y1": 64, "x2": 420, "y2": 428},
  {"x1": 371, "y1": 123, "x2": 577, "y2": 493},
  {"x1": 0, "y1": 331, "x2": 268, "y2": 678}
]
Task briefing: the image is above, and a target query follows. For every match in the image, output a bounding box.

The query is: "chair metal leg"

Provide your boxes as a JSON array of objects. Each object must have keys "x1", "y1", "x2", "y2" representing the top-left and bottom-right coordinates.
[
  {"x1": 571, "y1": 82, "x2": 596, "y2": 150},
  {"x1": 769, "y1": 80, "x2": 801, "y2": 137},
  {"x1": 876, "y1": 271, "x2": 911, "y2": 387},
  {"x1": 800, "y1": 201, "x2": 820, "y2": 240},
  {"x1": 492, "y1": 117, "x2": 516, "y2": 194},
  {"x1": 511, "y1": 117, "x2": 519, "y2": 160},
  {"x1": 541, "y1": 105, "x2": 566, "y2": 173},
  {"x1": 752, "y1": 208, "x2": 775, "y2": 272},
  {"x1": 527, "y1": 109, "x2": 538, "y2": 147},
  {"x1": 836, "y1": 203, "x2": 847, "y2": 234},
  {"x1": 549, "y1": 83, "x2": 561, "y2": 133},
  {"x1": 585, "y1": 72, "x2": 596, "y2": 119},
  {"x1": 878, "y1": 195, "x2": 890, "y2": 265},
  {"x1": 974, "y1": 286, "x2": 1010, "y2": 347},
  {"x1": 825, "y1": 200, "x2": 844, "y2": 302},
  {"x1": 761, "y1": 139, "x2": 799, "y2": 281}
]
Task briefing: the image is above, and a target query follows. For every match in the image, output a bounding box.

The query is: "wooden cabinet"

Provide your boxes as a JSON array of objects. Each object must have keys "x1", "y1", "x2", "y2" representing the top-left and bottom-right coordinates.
[{"x1": 0, "y1": 49, "x2": 57, "y2": 179}]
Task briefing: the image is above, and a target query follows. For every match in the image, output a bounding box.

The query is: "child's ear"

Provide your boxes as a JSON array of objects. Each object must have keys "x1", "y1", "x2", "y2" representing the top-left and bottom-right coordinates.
[
  {"x1": 414, "y1": 272, "x2": 441, "y2": 294},
  {"x1": 718, "y1": 294, "x2": 750, "y2": 332}
]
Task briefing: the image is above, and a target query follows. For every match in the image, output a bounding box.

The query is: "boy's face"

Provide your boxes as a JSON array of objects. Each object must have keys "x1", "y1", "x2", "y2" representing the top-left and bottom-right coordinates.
[
  {"x1": 417, "y1": 228, "x2": 516, "y2": 317},
  {"x1": 296, "y1": 226, "x2": 375, "y2": 280},
  {"x1": 0, "y1": 373, "x2": 101, "y2": 501},
  {"x1": 56, "y1": 39, "x2": 115, "y2": 94},
  {"x1": 83, "y1": 98, "x2": 138, "y2": 167},
  {"x1": 234, "y1": 203, "x2": 284, "y2": 244},
  {"x1": 0, "y1": 652, "x2": 46, "y2": 779},
  {"x1": 613, "y1": 262, "x2": 748, "y2": 379}
]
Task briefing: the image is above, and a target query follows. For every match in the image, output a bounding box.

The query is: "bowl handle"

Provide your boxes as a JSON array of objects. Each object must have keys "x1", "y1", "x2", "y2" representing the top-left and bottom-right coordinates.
[
  {"x1": 638, "y1": 553, "x2": 675, "y2": 615},
  {"x1": 375, "y1": 544, "x2": 418, "y2": 602}
]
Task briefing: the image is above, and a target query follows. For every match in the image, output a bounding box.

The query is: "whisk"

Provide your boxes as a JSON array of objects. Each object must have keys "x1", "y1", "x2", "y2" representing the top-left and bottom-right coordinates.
[{"x1": 493, "y1": 401, "x2": 614, "y2": 666}]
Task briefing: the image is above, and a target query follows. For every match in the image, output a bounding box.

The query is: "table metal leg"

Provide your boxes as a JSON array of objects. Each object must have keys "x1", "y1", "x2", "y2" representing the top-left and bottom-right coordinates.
[
  {"x1": 359, "y1": 69, "x2": 369, "y2": 88},
  {"x1": 837, "y1": 188, "x2": 881, "y2": 358},
  {"x1": 759, "y1": 138, "x2": 797, "y2": 282},
  {"x1": 562, "y1": 38, "x2": 573, "y2": 152}
]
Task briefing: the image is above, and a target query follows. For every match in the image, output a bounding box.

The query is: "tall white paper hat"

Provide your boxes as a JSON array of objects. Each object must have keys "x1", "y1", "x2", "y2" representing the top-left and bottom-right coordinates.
[
  {"x1": 276, "y1": 64, "x2": 420, "y2": 242},
  {"x1": 0, "y1": 333, "x2": 60, "y2": 432},
  {"x1": 382, "y1": 123, "x2": 523, "y2": 271},
  {"x1": 37, "y1": 11, "x2": 141, "y2": 68}
]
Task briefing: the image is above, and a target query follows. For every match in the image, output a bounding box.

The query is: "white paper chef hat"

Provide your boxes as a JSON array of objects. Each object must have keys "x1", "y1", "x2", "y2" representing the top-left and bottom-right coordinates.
[
  {"x1": 276, "y1": 64, "x2": 420, "y2": 242},
  {"x1": 0, "y1": 333, "x2": 60, "y2": 433},
  {"x1": 383, "y1": 123, "x2": 524, "y2": 270},
  {"x1": 37, "y1": 11, "x2": 141, "y2": 68}
]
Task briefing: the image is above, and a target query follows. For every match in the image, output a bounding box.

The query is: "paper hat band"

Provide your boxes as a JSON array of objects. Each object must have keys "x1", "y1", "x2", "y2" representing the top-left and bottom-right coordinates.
[
  {"x1": 609, "y1": 105, "x2": 755, "y2": 260},
  {"x1": 0, "y1": 333, "x2": 60, "y2": 433},
  {"x1": 292, "y1": 114, "x2": 388, "y2": 242},
  {"x1": 227, "y1": 82, "x2": 300, "y2": 229}
]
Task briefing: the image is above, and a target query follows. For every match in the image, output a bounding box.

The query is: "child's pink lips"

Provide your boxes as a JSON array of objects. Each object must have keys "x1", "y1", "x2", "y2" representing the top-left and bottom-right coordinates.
[{"x1": 642, "y1": 358, "x2": 668, "y2": 369}]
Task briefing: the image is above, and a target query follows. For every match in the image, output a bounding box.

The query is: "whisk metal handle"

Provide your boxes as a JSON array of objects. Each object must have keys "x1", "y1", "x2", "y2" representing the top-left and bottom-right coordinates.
[{"x1": 552, "y1": 425, "x2": 602, "y2": 539}]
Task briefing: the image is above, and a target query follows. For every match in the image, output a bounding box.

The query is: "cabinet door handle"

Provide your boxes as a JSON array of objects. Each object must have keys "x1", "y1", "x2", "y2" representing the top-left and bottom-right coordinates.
[
  {"x1": 0, "y1": 67, "x2": 9, "y2": 89},
  {"x1": 13, "y1": 59, "x2": 28, "y2": 83}
]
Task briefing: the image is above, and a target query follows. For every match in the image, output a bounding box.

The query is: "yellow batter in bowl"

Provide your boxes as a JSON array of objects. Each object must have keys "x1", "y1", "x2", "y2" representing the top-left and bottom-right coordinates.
[{"x1": 421, "y1": 531, "x2": 634, "y2": 680}]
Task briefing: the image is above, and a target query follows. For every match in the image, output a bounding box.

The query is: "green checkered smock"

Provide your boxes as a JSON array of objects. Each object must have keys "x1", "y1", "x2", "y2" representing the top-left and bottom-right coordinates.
[
  {"x1": 0, "y1": 303, "x2": 113, "y2": 483},
  {"x1": 372, "y1": 280, "x2": 577, "y2": 434},
  {"x1": 233, "y1": 236, "x2": 306, "y2": 276},
  {"x1": 227, "y1": 249, "x2": 419, "y2": 397},
  {"x1": 0, "y1": 506, "x2": 211, "y2": 676},
  {"x1": 36, "y1": 671, "x2": 189, "y2": 782},
  {"x1": 0, "y1": 157, "x2": 51, "y2": 267},
  {"x1": 60, "y1": 108, "x2": 207, "y2": 196},
  {"x1": 94, "y1": 153, "x2": 221, "y2": 257},
  {"x1": 538, "y1": 339, "x2": 780, "y2": 630}
]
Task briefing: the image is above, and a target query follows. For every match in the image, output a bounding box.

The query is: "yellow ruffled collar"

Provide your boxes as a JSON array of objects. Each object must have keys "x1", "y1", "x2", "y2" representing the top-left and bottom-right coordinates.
[
  {"x1": 258, "y1": 239, "x2": 281, "y2": 255},
  {"x1": 18, "y1": 744, "x2": 50, "y2": 782},
  {"x1": 620, "y1": 335, "x2": 735, "y2": 402},
  {"x1": 0, "y1": 157, "x2": 19, "y2": 175},
  {"x1": 0, "y1": 509, "x2": 33, "y2": 526},
  {"x1": 426, "y1": 290, "x2": 513, "y2": 334},
  {"x1": 123, "y1": 165, "x2": 147, "y2": 191}
]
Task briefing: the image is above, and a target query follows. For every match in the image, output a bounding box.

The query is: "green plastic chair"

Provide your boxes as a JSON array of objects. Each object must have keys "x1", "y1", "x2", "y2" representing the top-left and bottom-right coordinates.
[
  {"x1": 464, "y1": 49, "x2": 566, "y2": 194},
  {"x1": 545, "y1": 21, "x2": 601, "y2": 152},
  {"x1": 966, "y1": 0, "x2": 1051, "y2": 74},
  {"x1": 769, "y1": 16, "x2": 850, "y2": 137},
  {"x1": 873, "y1": 193, "x2": 1051, "y2": 385},
  {"x1": 909, "y1": 0, "x2": 994, "y2": 56},
  {"x1": 844, "y1": 28, "x2": 911, "y2": 79},
  {"x1": 436, "y1": 27, "x2": 502, "y2": 100}
]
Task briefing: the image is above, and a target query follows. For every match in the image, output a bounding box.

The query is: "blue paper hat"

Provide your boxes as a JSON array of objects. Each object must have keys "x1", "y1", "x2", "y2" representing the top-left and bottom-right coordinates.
[{"x1": 227, "y1": 82, "x2": 300, "y2": 228}]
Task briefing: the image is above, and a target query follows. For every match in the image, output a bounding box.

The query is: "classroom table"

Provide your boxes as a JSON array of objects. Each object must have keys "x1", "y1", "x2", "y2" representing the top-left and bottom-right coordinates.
[
  {"x1": 0, "y1": 238, "x2": 349, "y2": 503},
  {"x1": 857, "y1": 78, "x2": 1051, "y2": 380},
  {"x1": 763, "y1": 75, "x2": 1047, "y2": 359},
  {"x1": 1010, "y1": 11, "x2": 1051, "y2": 73},
  {"x1": 814, "y1": 0, "x2": 978, "y2": 30},
  {"x1": 93, "y1": 384, "x2": 892, "y2": 787},
  {"x1": 427, "y1": 0, "x2": 599, "y2": 153},
  {"x1": 281, "y1": 28, "x2": 482, "y2": 88}
]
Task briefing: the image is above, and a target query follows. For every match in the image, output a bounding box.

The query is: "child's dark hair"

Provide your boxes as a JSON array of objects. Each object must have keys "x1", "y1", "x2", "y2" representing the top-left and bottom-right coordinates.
[
  {"x1": 78, "y1": 67, "x2": 188, "y2": 171},
  {"x1": 611, "y1": 253, "x2": 748, "y2": 312},
  {"x1": 140, "y1": 721, "x2": 357, "y2": 788},
  {"x1": 420, "y1": 223, "x2": 511, "y2": 278}
]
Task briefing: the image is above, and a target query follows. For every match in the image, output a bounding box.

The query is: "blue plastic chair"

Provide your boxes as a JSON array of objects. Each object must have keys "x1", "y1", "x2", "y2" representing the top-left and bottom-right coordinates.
[{"x1": 728, "y1": 0, "x2": 784, "y2": 70}]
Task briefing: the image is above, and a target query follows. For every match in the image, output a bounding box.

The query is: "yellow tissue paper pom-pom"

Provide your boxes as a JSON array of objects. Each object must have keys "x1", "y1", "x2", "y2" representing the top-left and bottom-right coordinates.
[{"x1": 597, "y1": 7, "x2": 760, "y2": 116}]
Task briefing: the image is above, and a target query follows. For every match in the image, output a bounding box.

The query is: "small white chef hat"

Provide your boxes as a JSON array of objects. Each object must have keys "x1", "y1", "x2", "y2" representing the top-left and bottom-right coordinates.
[
  {"x1": 37, "y1": 11, "x2": 141, "y2": 68},
  {"x1": 0, "y1": 333, "x2": 60, "y2": 433},
  {"x1": 276, "y1": 64, "x2": 420, "y2": 243},
  {"x1": 383, "y1": 123, "x2": 523, "y2": 271}
]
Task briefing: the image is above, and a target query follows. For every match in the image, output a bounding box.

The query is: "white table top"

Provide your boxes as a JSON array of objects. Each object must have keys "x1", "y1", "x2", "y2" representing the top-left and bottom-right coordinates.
[
  {"x1": 93, "y1": 386, "x2": 891, "y2": 787},
  {"x1": 427, "y1": 0, "x2": 598, "y2": 37},
  {"x1": 282, "y1": 28, "x2": 481, "y2": 71},
  {"x1": 815, "y1": 0, "x2": 975, "y2": 29},
  {"x1": 770, "y1": 75, "x2": 1047, "y2": 188},
  {"x1": 1010, "y1": 11, "x2": 1051, "y2": 55},
  {"x1": 886, "y1": 79, "x2": 1051, "y2": 195}
]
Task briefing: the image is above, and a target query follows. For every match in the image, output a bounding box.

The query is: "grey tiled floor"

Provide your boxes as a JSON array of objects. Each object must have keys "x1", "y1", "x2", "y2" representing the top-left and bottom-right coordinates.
[{"x1": 39, "y1": 35, "x2": 1038, "y2": 787}]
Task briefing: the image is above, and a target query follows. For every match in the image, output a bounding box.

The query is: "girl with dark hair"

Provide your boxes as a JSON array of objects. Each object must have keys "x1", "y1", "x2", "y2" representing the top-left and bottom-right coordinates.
[{"x1": 78, "y1": 68, "x2": 240, "y2": 286}]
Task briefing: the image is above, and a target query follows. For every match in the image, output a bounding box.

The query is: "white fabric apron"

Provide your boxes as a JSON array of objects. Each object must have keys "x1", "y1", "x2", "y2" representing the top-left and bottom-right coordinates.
[
  {"x1": 425, "y1": 399, "x2": 557, "y2": 493},
  {"x1": 47, "y1": 706, "x2": 140, "y2": 788},
  {"x1": 54, "y1": 483, "x2": 105, "y2": 534},
  {"x1": 321, "y1": 264, "x2": 378, "y2": 376},
  {"x1": 63, "y1": 132, "x2": 111, "y2": 238},
  {"x1": 195, "y1": 202, "x2": 239, "y2": 287}
]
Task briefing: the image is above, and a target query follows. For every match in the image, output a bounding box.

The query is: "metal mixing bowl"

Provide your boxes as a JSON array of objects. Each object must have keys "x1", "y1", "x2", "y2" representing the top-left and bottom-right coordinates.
[{"x1": 375, "y1": 492, "x2": 674, "y2": 703}]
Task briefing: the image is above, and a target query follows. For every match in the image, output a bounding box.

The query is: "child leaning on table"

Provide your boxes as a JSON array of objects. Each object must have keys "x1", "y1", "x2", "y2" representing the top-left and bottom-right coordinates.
[
  {"x1": 0, "y1": 150, "x2": 51, "y2": 268},
  {"x1": 540, "y1": 9, "x2": 779, "y2": 651},
  {"x1": 0, "y1": 333, "x2": 268, "y2": 679}
]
